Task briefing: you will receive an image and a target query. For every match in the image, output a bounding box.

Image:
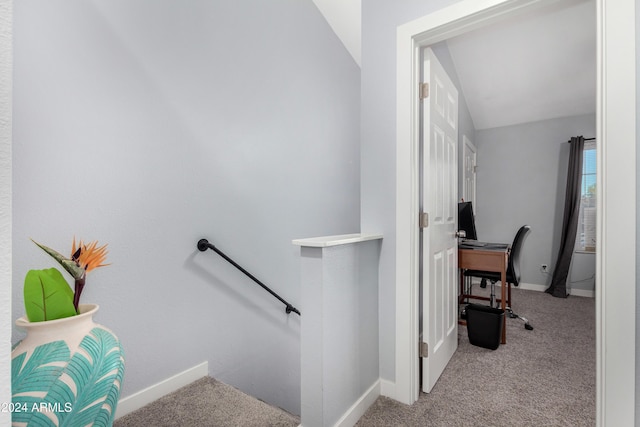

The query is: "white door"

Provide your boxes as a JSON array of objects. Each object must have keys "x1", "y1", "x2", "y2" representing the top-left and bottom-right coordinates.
[
  {"x1": 462, "y1": 135, "x2": 477, "y2": 209},
  {"x1": 421, "y1": 48, "x2": 459, "y2": 393}
]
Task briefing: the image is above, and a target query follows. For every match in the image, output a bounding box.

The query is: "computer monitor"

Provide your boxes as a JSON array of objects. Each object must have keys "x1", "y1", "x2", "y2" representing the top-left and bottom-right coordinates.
[{"x1": 458, "y1": 201, "x2": 478, "y2": 240}]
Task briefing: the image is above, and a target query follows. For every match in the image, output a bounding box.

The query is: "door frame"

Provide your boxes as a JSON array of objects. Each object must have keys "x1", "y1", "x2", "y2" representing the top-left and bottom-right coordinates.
[
  {"x1": 462, "y1": 134, "x2": 477, "y2": 209},
  {"x1": 393, "y1": 0, "x2": 636, "y2": 425}
]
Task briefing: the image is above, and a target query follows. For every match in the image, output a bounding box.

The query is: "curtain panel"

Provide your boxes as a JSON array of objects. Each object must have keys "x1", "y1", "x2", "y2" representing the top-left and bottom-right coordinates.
[{"x1": 546, "y1": 136, "x2": 585, "y2": 298}]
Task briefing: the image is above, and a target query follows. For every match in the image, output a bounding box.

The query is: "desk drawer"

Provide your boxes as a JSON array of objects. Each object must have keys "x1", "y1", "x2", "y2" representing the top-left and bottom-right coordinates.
[{"x1": 458, "y1": 249, "x2": 506, "y2": 272}]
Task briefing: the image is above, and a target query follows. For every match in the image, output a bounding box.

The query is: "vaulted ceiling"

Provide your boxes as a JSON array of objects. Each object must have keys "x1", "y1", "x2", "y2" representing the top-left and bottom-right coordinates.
[
  {"x1": 446, "y1": 0, "x2": 596, "y2": 130},
  {"x1": 314, "y1": 0, "x2": 596, "y2": 131},
  {"x1": 312, "y1": 0, "x2": 361, "y2": 66}
]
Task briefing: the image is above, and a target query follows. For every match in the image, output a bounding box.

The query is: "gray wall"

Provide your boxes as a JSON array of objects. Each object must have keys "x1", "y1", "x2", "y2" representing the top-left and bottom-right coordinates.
[
  {"x1": 11, "y1": 0, "x2": 360, "y2": 415},
  {"x1": 474, "y1": 114, "x2": 596, "y2": 289}
]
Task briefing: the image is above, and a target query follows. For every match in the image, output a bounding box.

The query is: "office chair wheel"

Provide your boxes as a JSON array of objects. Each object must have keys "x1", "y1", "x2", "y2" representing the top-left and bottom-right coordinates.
[{"x1": 506, "y1": 307, "x2": 533, "y2": 330}]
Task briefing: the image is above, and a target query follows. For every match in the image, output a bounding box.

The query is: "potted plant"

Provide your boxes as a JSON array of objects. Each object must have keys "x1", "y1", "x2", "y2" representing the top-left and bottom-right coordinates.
[
  {"x1": 11, "y1": 238, "x2": 125, "y2": 427},
  {"x1": 23, "y1": 238, "x2": 109, "y2": 321}
]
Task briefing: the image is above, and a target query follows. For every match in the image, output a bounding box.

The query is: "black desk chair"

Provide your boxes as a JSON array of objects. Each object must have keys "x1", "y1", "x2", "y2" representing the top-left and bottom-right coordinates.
[{"x1": 464, "y1": 225, "x2": 533, "y2": 330}]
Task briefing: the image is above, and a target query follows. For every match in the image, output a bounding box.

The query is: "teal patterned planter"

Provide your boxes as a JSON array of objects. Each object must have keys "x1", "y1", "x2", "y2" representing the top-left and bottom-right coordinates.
[{"x1": 11, "y1": 304, "x2": 125, "y2": 426}]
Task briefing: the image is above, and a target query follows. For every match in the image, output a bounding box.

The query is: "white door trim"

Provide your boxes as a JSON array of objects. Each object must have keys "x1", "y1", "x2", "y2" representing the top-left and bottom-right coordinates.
[
  {"x1": 462, "y1": 134, "x2": 477, "y2": 210},
  {"x1": 393, "y1": 1, "x2": 636, "y2": 425}
]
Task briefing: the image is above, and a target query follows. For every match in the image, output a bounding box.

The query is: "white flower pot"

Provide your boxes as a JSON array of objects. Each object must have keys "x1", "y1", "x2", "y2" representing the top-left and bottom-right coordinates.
[{"x1": 11, "y1": 304, "x2": 125, "y2": 426}]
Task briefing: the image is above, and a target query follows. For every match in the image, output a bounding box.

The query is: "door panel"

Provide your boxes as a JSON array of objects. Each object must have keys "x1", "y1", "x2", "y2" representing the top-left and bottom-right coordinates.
[{"x1": 421, "y1": 47, "x2": 459, "y2": 393}]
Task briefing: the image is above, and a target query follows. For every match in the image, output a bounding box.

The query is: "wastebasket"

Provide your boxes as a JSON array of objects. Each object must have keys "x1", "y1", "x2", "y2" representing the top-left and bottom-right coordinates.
[{"x1": 465, "y1": 303, "x2": 504, "y2": 350}]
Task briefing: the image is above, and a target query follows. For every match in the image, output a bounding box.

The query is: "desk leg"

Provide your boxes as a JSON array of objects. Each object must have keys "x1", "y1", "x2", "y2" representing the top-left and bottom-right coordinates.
[{"x1": 458, "y1": 269, "x2": 467, "y2": 326}]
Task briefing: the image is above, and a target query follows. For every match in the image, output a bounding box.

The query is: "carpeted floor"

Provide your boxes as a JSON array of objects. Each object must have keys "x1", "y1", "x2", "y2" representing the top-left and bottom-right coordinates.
[
  {"x1": 114, "y1": 286, "x2": 595, "y2": 427},
  {"x1": 356, "y1": 286, "x2": 595, "y2": 426},
  {"x1": 113, "y1": 377, "x2": 300, "y2": 427}
]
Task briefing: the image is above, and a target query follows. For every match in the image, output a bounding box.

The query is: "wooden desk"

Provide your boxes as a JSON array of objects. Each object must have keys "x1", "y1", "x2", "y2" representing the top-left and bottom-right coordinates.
[{"x1": 458, "y1": 243, "x2": 509, "y2": 344}]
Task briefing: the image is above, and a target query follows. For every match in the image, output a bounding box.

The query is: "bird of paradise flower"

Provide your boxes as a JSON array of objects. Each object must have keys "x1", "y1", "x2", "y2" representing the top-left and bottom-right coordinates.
[{"x1": 31, "y1": 238, "x2": 110, "y2": 313}]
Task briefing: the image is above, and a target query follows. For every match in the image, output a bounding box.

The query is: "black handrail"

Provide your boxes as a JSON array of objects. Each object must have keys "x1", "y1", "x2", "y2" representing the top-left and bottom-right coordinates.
[{"x1": 197, "y1": 239, "x2": 301, "y2": 316}]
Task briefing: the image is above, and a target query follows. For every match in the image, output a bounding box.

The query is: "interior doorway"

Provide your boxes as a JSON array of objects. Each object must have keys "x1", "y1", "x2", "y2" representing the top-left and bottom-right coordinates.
[{"x1": 393, "y1": 0, "x2": 636, "y2": 424}]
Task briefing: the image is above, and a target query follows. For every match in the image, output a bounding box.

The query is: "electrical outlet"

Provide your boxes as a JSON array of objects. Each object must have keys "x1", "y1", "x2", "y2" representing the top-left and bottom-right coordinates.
[{"x1": 541, "y1": 264, "x2": 548, "y2": 273}]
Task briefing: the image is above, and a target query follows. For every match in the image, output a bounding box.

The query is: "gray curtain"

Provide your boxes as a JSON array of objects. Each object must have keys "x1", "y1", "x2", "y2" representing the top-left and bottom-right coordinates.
[{"x1": 546, "y1": 136, "x2": 585, "y2": 298}]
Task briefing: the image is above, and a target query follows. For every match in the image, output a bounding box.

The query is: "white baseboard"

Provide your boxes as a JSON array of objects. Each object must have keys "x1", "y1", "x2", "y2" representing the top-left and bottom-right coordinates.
[
  {"x1": 518, "y1": 282, "x2": 594, "y2": 298},
  {"x1": 379, "y1": 379, "x2": 395, "y2": 399},
  {"x1": 115, "y1": 361, "x2": 209, "y2": 419},
  {"x1": 517, "y1": 282, "x2": 547, "y2": 292},
  {"x1": 569, "y1": 288, "x2": 595, "y2": 298},
  {"x1": 334, "y1": 380, "x2": 381, "y2": 427}
]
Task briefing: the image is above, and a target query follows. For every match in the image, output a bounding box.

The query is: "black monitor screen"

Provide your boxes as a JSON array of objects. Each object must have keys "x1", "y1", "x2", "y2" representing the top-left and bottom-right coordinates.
[{"x1": 458, "y1": 201, "x2": 478, "y2": 240}]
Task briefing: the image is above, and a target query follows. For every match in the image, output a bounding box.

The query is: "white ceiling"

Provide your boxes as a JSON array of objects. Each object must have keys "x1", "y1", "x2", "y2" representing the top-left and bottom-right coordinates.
[
  {"x1": 446, "y1": 0, "x2": 596, "y2": 130},
  {"x1": 312, "y1": 0, "x2": 361, "y2": 66},
  {"x1": 316, "y1": 0, "x2": 596, "y2": 131}
]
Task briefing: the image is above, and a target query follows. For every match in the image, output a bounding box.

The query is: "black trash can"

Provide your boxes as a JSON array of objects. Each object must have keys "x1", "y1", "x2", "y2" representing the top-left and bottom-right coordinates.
[{"x1": 465, "y1": 304, "x2": 504, "y2": 350}]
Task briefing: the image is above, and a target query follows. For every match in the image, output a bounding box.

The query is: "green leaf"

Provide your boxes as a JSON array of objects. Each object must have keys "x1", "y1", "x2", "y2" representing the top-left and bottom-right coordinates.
[{"x1": 24, "y1": 268, "x2": 77, "y2": 322}]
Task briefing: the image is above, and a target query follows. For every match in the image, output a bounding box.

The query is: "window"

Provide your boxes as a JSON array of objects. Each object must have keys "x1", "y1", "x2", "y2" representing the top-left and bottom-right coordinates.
[{"x1": 576, "y1": 140, "x2": 596, "y2": 252}]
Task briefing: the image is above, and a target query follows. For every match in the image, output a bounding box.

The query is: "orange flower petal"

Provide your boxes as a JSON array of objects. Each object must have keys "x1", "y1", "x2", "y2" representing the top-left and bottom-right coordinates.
[{"x1": 72, "y1": 239, "x2": 110, "y2": 273}]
